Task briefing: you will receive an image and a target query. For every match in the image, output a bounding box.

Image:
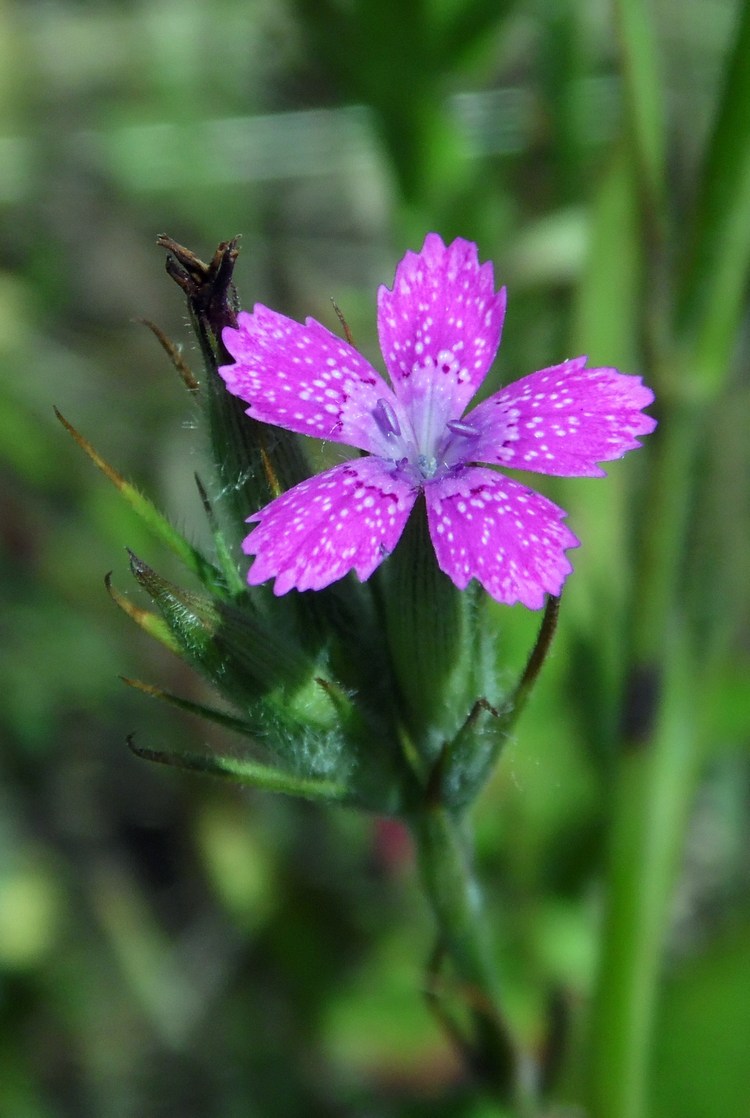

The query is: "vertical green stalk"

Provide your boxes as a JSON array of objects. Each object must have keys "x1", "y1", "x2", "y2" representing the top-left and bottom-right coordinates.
[
  {"x1": 584, "y1": 7, "x2": 750, "y2": 1101},
  {"x1": 613, "y1": 0, "x2": 672, "y2": 382},
  {"x1": 629, "y1": 398, "x2": 700, "y2": 665},
  {"x1": 412, "y1": 804, "x2": 536, "y2": 1113},
  {"x1": 612, "y1": 0, "x2": 666, "y2": 226},
  {"x1": 588, "y1": 635, "x2": 698, "y2": 1118},
  {"x1": 676, "y1": 0, "x2": 750, "y2": 396},
  {"x1": 585, "y1": 4, "x2": 700, "y2": 1116}
]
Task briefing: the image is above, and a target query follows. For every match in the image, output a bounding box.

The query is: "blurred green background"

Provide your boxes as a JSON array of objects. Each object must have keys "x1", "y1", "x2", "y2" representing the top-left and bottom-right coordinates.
[{"x1": 1, "y1": 1, "x2": 749, "y2": 1115}]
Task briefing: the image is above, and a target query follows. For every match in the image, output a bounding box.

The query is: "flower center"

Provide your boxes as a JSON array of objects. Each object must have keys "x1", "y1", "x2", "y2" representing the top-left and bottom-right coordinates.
[
  {"x1": 416, "y1": 453, "x2": 439, "y2": 479},
  {"x1": 372, "y1": 396, "x2": 480, "y2": 485}
]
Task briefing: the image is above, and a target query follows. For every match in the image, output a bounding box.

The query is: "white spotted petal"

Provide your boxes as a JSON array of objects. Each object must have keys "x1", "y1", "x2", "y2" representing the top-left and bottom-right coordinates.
[
  {"x1": 466, "y1": 358, "x2": 658, "y2": 477},
  {"x1": 242, "y1": 456, "x2": 417, "y2": 594},
  {"x1": 377, "y1": 234, "x2": 507, "y2": 437},
  {"x1": 220, "y1": 306, "x2": 400, "y2": 453},
  {"x1": 425, "y1": 467, "x2": 579, "y2": 610}
]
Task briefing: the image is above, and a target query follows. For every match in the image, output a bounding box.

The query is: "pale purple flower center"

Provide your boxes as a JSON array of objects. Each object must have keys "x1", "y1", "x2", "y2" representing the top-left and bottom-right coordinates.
[{"x1": 370, "y1": 350, "x2": 506, "y2": 487}]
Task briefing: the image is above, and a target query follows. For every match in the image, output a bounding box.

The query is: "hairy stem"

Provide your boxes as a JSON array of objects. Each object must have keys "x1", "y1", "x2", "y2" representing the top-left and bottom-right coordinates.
[{"x1": 412, "y1": 804, "x2": 538, "y2": 1113}]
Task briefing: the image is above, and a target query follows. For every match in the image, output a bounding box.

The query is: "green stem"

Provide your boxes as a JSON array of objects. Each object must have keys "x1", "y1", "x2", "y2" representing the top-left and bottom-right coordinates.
[{"x1": 411, "y1": 804, "x2": 537, "y2": 1112}]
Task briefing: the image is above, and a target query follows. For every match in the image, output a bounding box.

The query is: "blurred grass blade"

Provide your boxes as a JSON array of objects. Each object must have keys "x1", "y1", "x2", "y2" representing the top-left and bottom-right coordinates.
[
  {"x1": 613, "y1": 0, "x2": 667, "y2": 223},
  {"x1": 572, "y1": 144, "x2": 641, "y2": 369},
  {"x1": 55, "y1": 407, "x2": 225, "y2": 593},
  {"x1": 588, "y1": 630, "x2": 700, "y2": 1118},
  {"x1": 435, "y1": 0, "x2": 513, "y2": 69},
  {"x1": 676, "y1": 0, "x2": 750, "y2": 396},
  {"x1": 569, "y1": 145, "x2": 644, "y2": 705}
]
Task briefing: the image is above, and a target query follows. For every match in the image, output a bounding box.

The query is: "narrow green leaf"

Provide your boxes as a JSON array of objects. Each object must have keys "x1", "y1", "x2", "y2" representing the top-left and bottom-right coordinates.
[
  {"x1": 502, "y1": 594, "x2": 561, "y2": 730},
  {"x1": 569, "y1": 146, "x2": 645, "y2": 705},
  {"x1": 613, "y1": 0, "x2": 667, "y2": 222}
]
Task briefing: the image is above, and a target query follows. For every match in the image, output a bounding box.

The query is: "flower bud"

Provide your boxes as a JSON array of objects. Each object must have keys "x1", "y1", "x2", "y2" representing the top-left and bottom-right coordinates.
[{"x1": 127, "y1": 552, "x2": 410, "y2": 811}]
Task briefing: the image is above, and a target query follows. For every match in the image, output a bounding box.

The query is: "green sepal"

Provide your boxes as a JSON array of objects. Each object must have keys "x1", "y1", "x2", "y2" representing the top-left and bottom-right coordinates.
[
  {"x1": 155, "y1": 236, "x2": 401, "y2": 666},
  {"x1": 125, "y1": 552, "x2": 412, "y2": 809},
  {"x1": 194, "y1": 473, "x2": 250, "y2": 597},
  {"x1": 127, "y1": 734, "x2": 349, "y2": 804},
  {"x1": 426, "y1": 596, "x2": 562, "y2": 812},
  {"x1": 203, "y1": 361, "x2": 313, "y2": 548},
  {"x1": 105, "y1": 572, "x2": 182, "y2": 655},
  {"x1": 127, "y1": 550, "x2": 323, "y2": 705},
  {"x1": 122, "y1": 675, "x2": 267, "y2": 737},
  {"x1": 55, "y1": 408, "x2": 227, "y2": 597},
  {"x1": 122, "y1": 678, "x2": 350, "y2": 802},
  {"x1": 430, "y1": 699, "x2": 507, "y2": 813}
]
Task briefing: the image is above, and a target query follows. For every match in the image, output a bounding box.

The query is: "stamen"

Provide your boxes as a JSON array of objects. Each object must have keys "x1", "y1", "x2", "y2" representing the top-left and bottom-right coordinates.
[
  {"x1": 447, "y1": 419, "x2": 479, "y2": 438},
  {"x1": 373, "y1": 398, "x2": 401, "y2": 438}
]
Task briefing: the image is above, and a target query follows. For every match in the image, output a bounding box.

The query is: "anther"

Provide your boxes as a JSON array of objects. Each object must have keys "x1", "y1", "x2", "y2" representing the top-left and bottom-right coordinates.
[
  {"x1": 373, "y1": 398, "x2": 401, "y2": 438},
  {"x1": 447, "y1": 419, "x2": 479, "y2": 438}
]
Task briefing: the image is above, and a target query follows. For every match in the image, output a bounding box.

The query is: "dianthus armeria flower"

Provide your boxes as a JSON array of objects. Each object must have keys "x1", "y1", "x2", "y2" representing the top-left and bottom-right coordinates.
[{"x1": 219, "y1": 234, "x2": 656, "y2": 609}]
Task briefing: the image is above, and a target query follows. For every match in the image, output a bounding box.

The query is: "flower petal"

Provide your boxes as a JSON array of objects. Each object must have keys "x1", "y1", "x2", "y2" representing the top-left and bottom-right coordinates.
[
  {"x1": 377, "y1": 235, "x2": 507, "y2": 442},
  {"x1": 243, "y1": 457, "x2": 418, "y2": 594},
  {"x1": 466, "y1": 358, "x2": 657, "y2": 477},
  {"x1": 424, "y1": 467, "x2": 579, "y2": 609},
  {"x1": 220, "y1": 307, "x2": 400, "y2": 453}
]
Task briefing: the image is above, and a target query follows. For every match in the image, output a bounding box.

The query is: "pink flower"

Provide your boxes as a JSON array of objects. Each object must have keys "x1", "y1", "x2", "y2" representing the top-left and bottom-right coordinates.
[{"x1": 219, "y1": 234, "x2": 656, "y2": 609}]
